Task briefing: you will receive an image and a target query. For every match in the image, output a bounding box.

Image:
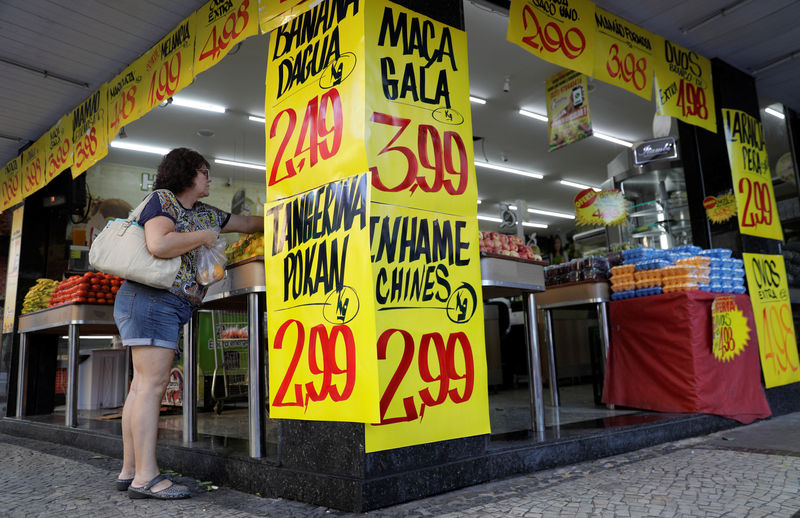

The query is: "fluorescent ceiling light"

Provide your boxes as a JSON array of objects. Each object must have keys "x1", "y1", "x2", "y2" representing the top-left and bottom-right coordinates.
[
  {"x1": 765, "y1": 107, "x2": 785, "y2": 120},
  {"x1": 470, "y1": 95, "x2": 487, "y2": 105},
  {"x1": 560, "y1": 179, "x2": 600, "y2": 192},
  {"x1": 214, "y1": 158, "x2": 265, "y2": 170},
  {"x1": 249, "y1": 115, "x2": 266, "y2": 123},
  {"x1": 593, "y1": 131, "x2": 633, "y2": 147},
  {"x1": 171, "y1": 97, "x2": 226, "y2": 113},
  {"x1": 477, "y1": 199, "x2": 482, "y2": 204},
  {"x1": 508, "y1": 205, "x2": 575, "y2": 219},
  {"x1": 522, "y1": 221, "x2": 548, "y2": 228},
  {"x1": 518, "y1": 109, "x2": 548, "y2": 122},
  {"x1": 474, "y1": 161, "x2": 543, "y2": 179},
  {"x1": 110, "y1": 141, "x2": 169, "y2": 155},
  {"x1": 477, "y1": 215, "x2": 502, "y2": 223}
]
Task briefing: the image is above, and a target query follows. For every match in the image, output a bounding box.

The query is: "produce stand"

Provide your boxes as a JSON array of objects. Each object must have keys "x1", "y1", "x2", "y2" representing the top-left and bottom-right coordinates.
[
  {"x1": 479, "y1": 253, "x2": 548, "y2": 431},
  {"x1": 15, "y1": 303, "x2": 119, "y2": 427}
]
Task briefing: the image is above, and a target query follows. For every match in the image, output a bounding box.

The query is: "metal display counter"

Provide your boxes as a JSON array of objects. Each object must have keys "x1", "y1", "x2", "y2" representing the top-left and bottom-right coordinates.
[
  {"x1": 534, "y1": 281, "x2": 611, "y2": 411},
  {"x1": 480, "y1": 255, "x2": 547, "y2": 431},
  {"x1": 195, "y1": 257, "x2": 266, "y2": 458},
  {"x1": 16, "y1": 303, "x2": 119, "y2": 427}
]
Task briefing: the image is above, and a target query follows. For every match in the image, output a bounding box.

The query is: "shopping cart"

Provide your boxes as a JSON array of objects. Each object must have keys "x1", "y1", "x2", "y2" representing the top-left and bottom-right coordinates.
[{"x1": 208, "y1": 310, "x2": 250, "y2": 414}]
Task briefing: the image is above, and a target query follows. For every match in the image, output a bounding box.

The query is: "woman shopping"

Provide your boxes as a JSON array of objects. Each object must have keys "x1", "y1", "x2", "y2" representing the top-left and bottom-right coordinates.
[{"x1": 113, "y1": 148, "x2": 263, "y2": 500}]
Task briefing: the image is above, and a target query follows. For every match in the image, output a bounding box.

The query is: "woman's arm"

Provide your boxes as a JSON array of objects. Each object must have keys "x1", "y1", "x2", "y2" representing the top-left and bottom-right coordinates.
[
  {"x1": 144, "y1": 216, "x2": 217, "y2": 259},
  {"x1": 222, "y1": 213, "x2": 263, "y2": 234}
]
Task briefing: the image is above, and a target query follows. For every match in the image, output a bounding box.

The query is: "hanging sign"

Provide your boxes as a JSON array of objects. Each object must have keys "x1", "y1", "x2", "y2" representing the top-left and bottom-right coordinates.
[
  {"x1": 546, "y1": 69, "x2": 592, "y2": 151},
  {"x1": 72, "y1": 85, "x2": 109, "y2": 178},
  {"x1": 0, "y1": 157, "x2": 22, "y2": 213},
  {"x1": 45, "y1": 114, "x2": 74, "y2": 185},
  {"x1": 108, "y1": 53, "x2": 149, "y2": 139},
  {"x1": 742, "y1": 253, "x2": 800, "y2": 388},
  {"x1": 711, "y1": 296, "x2": 751, "y2": 363},
  {"x1": 265, "y1": 0, "x2": 368, "y2": 201},
  {"x1": 507, "y1": 0, "x2": 596, "y2": 76},
  {"x1": 264, "y1": 173, "x2": 380, "y2": 422},
  {"x1": 592, "y1": 7, "x2": 661, "y2": 101},
  {"x1": 3, "y1": 206, "x2": 24, "y2": 334},
  {"x1": 653, "y1": 39, "x2": 716, "y2": 133},
  {"x1": 574, "y1": 188, "x2": 626, "y2": 226},
  {"x1": 20, "y1": 137, "x2": 46, "y2": 198},
  {"x1": 365, "y1": 203, "x2": 488, "y2": 452},
  {"x1": 195, "y1": 0, "x2": 259, "y2": 76},
  {"x1": 139, "y1": 14, "x2": 197, "y2": 116},
  {"x1": 258, "y1": 0, "x2": 312, "y2": 33},
  {"x1": 365, "y1": 0, "x2": 478, "y2": 215},
  {"x1": 723, "y1": 108, "x2": 783, "y2": 241},
  {"x1": 703, "y1": 193, "x2": 736, "y2": 224}
]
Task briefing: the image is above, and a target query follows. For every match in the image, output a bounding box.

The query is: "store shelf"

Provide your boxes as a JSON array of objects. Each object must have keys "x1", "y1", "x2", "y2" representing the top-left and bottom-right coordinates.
[{"x1": 773, "y1": 178, "x2": 799, "y2": 202}]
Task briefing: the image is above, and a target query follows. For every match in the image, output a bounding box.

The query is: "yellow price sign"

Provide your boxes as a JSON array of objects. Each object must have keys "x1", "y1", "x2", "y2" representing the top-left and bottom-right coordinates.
[
  {"x1": 258, "y1": 0, "x2": 312, "y2": 33},
  {"x1": 703, "y1": 193, "x2": 737, "y2": 224},
  {"x1": 0, "y1": 157, "x2": 22, "y2": 212},
  {"x1": 264, "y1": 173, "x2": 380, "y2": 422},
  {"x1": 574, "y1": 188, "x2": 626, "y2": 226},
  {"x1": 20, "y1": 137, "x2": 46, "y2": 198},
  {"x1": 365, "y1": 203, "x2": 488, "y2": 452},
  {"x1": 742, "y1": 253, "x2": 800, "y2": 388},
  {"x1": 711, "y1": 296, "x2": 751, "y2": 363},
  {"x1": 72, "y1": 85, "x2": 109, "y2": 178},
  {"x1": 723, "y1": 109, "x2": 783, "y2": 241},
  {"x1": 195, "y1": 0, "x2": 259, "y2": 75},
  {"x1": 507, "y1": 0, "x2": 596, "y2": 76},
  {"x1": 108, "y1": 54, "x2": 149, "y2": 138},
  {"x1": 45, "y1": 114, "x2": 74, "y2": 185}
]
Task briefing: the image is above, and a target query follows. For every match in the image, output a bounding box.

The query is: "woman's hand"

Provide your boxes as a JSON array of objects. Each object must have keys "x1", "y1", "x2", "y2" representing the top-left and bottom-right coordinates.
[{"x1": 199, "y1": 229, "x2": 218, "y2": 248}]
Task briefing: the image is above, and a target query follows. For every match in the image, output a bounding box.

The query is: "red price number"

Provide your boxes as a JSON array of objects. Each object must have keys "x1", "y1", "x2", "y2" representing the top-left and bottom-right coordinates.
[
  {"x1": 199, "y1": 0, "x2": 250, "y2": 61},
  {"x1": 23, "y1": 158, "x2": 43, "y2": 194},
  {"x1": 272, "y1": 320, "x2": 356, "y2": 409},
  {"x1": 48, "y1": 138, "x2": 72, "y2": 178},
  {"x1": 520, "y1": 5, "x2": 586, "y2": 60},
  {"x1": 109, "y1": 86, "x2": 137, "y2": 133},
  {"x1": 148, "y1": 53, "x2": 182, "y2": 107},
  {"x1": 761, "y1": 303, "x2": 798, "y2": 375},
  {"x1": 1, "y1": 174, "x2": 20, "y2": 207},
  {"x1": 74, "y1": 127, "x2": 98, "y2": 170},
  {"x1": 738, "y1": 177, "x2": 773, "y2": 228},
  {"x1": 376, "y1": 329, "x2": 474, "y2": 425},
  {"x1": 268, "y1": 88, "x2": 343, "y2": 186},
  {"x1": 675, "y1": 79, "x2": 709, "y2": 120},
  {"x1": 369, "y1": 112, "x2": 468, "y2": 196},
  {"x1": 606, "y1": 43, "x2": 647, "y2": 91}
]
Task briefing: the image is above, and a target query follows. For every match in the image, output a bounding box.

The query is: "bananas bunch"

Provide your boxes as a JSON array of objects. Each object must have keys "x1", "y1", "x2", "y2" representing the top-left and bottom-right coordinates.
[{"x1": 22, "y1": 278, "x2": 60, "y2": 314}]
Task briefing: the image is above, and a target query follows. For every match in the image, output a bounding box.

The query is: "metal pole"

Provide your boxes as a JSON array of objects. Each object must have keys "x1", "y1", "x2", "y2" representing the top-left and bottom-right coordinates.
[
  {"x1": 247, "y1": 292, "x2": 264, "y2": 458},
  {"x1": 65, "y1": 324, "x2": 79, "y2": 427},
  {"x1": 182, "y1": 313, "x2": 197, "y2": 443},
  {"x1": 544, "y1": 309, "x2": 560, "y2": 409},
  {"x1": 15, "y1": 333, "x2": 28, "y2": 418},
  {"x1": 524, "y1": 293, "x2": 545, "y2": 432},
  {"x1": 597, "y1": 302, "x2": 614, "y2": 409}
]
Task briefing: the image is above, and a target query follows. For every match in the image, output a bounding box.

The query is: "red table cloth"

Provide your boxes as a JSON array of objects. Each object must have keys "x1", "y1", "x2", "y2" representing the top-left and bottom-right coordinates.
[{"x1": 602, "y1": 291, "x2": 771, "y2": 424}]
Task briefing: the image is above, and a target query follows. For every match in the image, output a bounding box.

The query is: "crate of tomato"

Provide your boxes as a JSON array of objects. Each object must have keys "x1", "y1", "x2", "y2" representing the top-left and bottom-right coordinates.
[{"x1": 48, "y1": 272, "x2": 124, "y2": 307}]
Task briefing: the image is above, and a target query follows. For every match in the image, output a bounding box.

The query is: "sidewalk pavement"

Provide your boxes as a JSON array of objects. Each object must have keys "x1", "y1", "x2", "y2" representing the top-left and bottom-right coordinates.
[{"x1": 2, "y1": 413, "x2": 800, "y2": 517}]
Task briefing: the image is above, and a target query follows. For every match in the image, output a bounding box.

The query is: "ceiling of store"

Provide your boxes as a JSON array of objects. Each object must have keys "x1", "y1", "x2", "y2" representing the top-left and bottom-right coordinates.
[{"x1": 2, "y1": 0, "x2": 799, "y2": 237}]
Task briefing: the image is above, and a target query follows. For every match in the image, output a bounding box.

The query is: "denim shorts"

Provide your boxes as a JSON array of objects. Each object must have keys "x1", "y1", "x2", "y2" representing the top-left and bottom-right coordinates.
[{"x1": 113, "y1": 280, "x2": 195, "y2": 350}]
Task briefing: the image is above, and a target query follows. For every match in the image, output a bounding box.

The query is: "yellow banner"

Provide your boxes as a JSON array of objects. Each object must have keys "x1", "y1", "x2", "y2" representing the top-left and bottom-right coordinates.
[
  {"x1": 546, "y1": 69, "x2": 592, "y2": 151},
  {"x1": 0, "y1": 157, "x2": 22, "y2": 212},
  {"x1": 258, "y1": 0, "x2": 311, "y2": 33},
  {"x1": 3, "y1": 206, "x2": 24, "y2": 334},
  {"x1": 72, "y1": 85, "x2": 109, "y2": 178},
  {"x1": 592, "y1": 8, "x2": 660, "y2": 100},
  {"x1": 20, "y1": 137, "x2": 46, "y2": 198},
  {"x1": 742, "y1": 253, "x2": 800, "y2": 388},
  {"x1": 723, "y1": 109, "x2": 783, "y2": 241},
  {"x1": 195, "y1": 0, "x2": 259, "y2": 76},
  {"x1": 365, "y1": 203, "x2": 488, "y2": 452},
  {"x1": 265, "y1": 0, "x2": 367, "y2": 201},
  {"x1": 365, "y1": 0, "x2": 478, "y2": 215},
  {"x1": 264, "y1": 173, "x2": 380, "y2": 422},
  {"x1": 108, "y1": 53, "x2": 149, "y2": 138},
  {"x1": 653, "y1": 39, "x2": 716, "y2": 133},
  {"x1": 140, "y1": 14, "x2": 197, "y2": 116},
  {"x1": 45, "y1": 114, "x2": 74, "y2": 185},
  {"x1": 574, "y1": 188, "x2": 626, "y2": 226},
  {"x1": 507, "y1": 0, "x2": 596, "y2": 76},
  {"x1": 703, "y1": 193, "x2": 737, "y2": 224},
  {"x1": 711, "y1": 296, "x2": 750, "y2": 363}
]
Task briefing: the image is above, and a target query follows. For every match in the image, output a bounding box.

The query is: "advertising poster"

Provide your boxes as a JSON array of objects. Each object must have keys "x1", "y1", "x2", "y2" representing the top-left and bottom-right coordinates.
[
  {"x1": 139, "y1": 14, "x2": 197, "y2": 116},
  {"x1": 20, "y1": 137, "x2": 46, "y2": 198},
  {"x1": 45, "y1": 114, "x2": 74, "y2": 185},
  {"x1": 573, "y1": 188, "x2": 626, "y2": 226},
  {"x1": 592, "y1": 7, "x2": 661, "y2": 101},
  {"x1": 264, "y1": 0, "x2": 368, "y2": 201},
  {"x1": 742, "y1": 253, "x2": 800, "y2": 388},
  {"x1": 653, "y1": 39, "x2": 716, "y2": 133},
  {"x1": 711, "y1": 296, "x2": 751, "y2": 363},
  {"x1": 0, "y1": 157, "x2": 22, "y2": 213},
  {"x1": 703, "y1": 193, "x2": 737, "y2": 224},
  {"x1": 258, "y1": 0, "x2": 311, "y2": 33},
  {"x1": 3, "y1": 207, "x2": 24, "y2": 334},
  {"x1": 194, "y1": 0, "x2": 259, "y2": 76},
  {"x1": 723, "y1": 108, "x2": 783, "y2": 241},
  {"x1": 365, "y1": 203, "x2": 488, "y2": 452},
  {"x1": 264, "y1": 173, "x2": 380, "y2": 422},
  {"x1": 546, "y1": 69, "x2": 592, "y2": 151},
  {"x1": 365, "y1": 0, "x2": 478, "y2": 216},
  {"x1": 72, "y1": 85, "x2": 109, "y2": 178},
  {"x1": 107, "y1": 53, "x2": 149, "y2": 139},
  {"x1": 507, "y1": 0, "x2": 596, "y2": 76}
]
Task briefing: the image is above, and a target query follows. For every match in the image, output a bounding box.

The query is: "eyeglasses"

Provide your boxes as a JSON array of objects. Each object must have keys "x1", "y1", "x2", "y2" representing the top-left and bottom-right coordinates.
[{"x1": 196, "y1": 167, "x2": 210, "y2": 178}]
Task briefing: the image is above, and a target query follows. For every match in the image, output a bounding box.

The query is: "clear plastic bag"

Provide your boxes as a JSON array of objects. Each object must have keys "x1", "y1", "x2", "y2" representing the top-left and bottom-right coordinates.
[{"x1": 197, "y1": 236, "x2": 227, "y2": 286}]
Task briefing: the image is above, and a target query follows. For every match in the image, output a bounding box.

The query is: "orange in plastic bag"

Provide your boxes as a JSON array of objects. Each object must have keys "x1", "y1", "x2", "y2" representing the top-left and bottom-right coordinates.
[{"x1": 197, "y1": 236, "x2": 227, "y2": 286}]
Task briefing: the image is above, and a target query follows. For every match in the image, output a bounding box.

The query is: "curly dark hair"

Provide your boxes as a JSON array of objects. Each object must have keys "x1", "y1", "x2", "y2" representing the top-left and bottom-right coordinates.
[{"x1": 153, "y1": 148, "x2": 209, "y2": 194}]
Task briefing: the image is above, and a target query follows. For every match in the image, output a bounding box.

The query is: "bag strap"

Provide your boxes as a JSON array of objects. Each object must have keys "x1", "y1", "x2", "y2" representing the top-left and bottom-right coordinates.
[{"x1": 128, "y1": 190, "x2": 167, "y2": 223}]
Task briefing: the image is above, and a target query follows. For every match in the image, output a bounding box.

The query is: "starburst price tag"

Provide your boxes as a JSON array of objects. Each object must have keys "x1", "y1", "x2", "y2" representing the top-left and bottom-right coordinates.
[
  {"x1": 574, "y1": 188, "x2": 627, "y2": 226},
  {"x1": 703, "y1": 193, "x2": 737, "y2": 224},
  {"x1": 711, "y1": 296, "x2": 750, "y2": 363}
]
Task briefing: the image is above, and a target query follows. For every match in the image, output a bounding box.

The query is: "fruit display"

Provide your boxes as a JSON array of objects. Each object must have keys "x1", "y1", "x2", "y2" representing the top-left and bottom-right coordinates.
[
  {"x1": 225, "y1": 233, "x2": 264, "y2": 264},
  {"x1": 48, "y1": 272, "x2": 123, "y2": 307},
  {"x1": 22, "y1": 279, "x2": 61, "y2": 314},
  {"x1": 479, "y1": 231, "x2": 542, "y2": 261}
]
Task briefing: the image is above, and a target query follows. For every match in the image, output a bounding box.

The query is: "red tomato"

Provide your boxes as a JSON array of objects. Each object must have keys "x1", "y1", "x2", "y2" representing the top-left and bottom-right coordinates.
[
  {"x1": 87, "y1": 297, "x2": 97, "y2": 303},
  {"x1": 100, "y1": 285, "x2": 110, "y2": 292}
]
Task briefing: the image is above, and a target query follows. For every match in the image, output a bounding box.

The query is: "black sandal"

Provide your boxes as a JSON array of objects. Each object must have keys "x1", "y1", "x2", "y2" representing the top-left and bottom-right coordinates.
[
  {"x1": 128, "y1": 474, "x2": 191, "y2": 500},
  {"x1": 116, "y1": 477, "x2": 134, "y2": 491}
]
